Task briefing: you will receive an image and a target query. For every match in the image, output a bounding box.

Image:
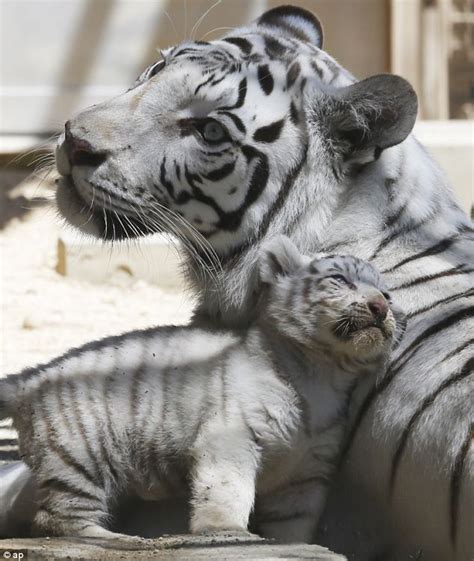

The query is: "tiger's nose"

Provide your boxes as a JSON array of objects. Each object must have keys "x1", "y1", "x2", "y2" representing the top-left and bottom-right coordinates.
[
  {"x1": 64, "y1": 121, "x2": 107, "y2": 168},
  {"x1": 367, "y1": 297, "x2": 388, "y2": 322}
]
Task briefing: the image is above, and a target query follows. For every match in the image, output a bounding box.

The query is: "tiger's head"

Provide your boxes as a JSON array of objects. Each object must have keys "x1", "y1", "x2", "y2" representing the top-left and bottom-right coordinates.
[
  {"x1": 55, "y1": 5, "x2": 417, "y2": 272},
  {"x1": 258, "y1": 235, "x2": 406, "y2": 362}
]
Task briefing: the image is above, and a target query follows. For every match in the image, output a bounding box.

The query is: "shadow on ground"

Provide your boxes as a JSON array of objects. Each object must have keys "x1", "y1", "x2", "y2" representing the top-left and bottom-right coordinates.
[{"x1": 0, "y1": 168, "x2": 53, "y2": 230}]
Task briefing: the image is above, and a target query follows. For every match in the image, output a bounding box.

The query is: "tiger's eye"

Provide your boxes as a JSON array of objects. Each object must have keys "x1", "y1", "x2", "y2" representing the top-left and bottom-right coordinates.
[{"x1": 202, "y1": 121, "x2": 227, "y2": 143}]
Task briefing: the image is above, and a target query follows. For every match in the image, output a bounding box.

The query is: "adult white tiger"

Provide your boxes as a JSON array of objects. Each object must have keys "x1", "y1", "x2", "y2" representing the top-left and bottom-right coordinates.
[{"x1": 2, "y1": 5, "x2": 473, "y2": 560}]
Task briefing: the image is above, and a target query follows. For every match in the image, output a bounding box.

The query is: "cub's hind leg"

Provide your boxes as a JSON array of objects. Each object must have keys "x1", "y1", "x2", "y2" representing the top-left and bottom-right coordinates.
[{"x1": 33, "y1": 475, "x2": 114, "y2": 538}]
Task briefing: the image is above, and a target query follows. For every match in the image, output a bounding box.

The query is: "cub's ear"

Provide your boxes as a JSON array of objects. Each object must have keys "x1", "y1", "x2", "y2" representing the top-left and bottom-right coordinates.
[
  {"x1": 259, "y1": 236, "x2": 304, "y2": 284},
  {"x1": 308, "y1": 74, "x2": 417, "y2": 174},
  {"x1": 256, "y1": 5, "x2": 323, "y2": 48}
]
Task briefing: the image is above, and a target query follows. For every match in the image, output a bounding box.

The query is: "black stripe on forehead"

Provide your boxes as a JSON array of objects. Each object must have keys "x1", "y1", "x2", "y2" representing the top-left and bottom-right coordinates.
[
  {"x1": 223, "y1": 37, "x2": 253, "y2": 55},
  {"x1": 253, "y1": 119, "x2": 285, "y2": 143},
  {"x1": 257, "y1": 64, "x2": 274, "y2": 95},
  {"x1": 286, "y1": 61, "x2": 301, "y2": 89},
  {"x1": 263, "y1": 35, "x2": 287, "y2": 59},
  {"x1": 310, "y1": 60, "x2": 323, "y2": 79},
  {"x1": 218, "y1": 110, "x2": 246, "y2": 134},
  {"x1": 218, "y1": 78, "x2": 247, "y2": 110}
]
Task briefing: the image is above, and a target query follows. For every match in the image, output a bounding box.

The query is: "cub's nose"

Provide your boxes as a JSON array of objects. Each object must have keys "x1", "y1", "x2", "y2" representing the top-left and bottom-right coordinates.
[
  {"x1": 64, "y1": 121, "x2": 107, "y2": 168},
  {"x1": 367, "y1": 297, "x2": 388, "y2": 322}
]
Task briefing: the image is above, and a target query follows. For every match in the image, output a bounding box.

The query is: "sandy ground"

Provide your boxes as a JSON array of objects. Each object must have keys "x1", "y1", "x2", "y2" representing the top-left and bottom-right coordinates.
[{"x1": 0, "y1": 170, "x2": 195, "y2": 376}]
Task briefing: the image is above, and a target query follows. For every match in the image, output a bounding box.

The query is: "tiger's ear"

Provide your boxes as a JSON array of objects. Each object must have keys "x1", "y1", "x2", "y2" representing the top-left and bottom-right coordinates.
[
  {"x1": 309, "y1": 74, "x2": 417, "y2": 173},
  {"x1": 256, "y1": 5, "x2": 323, "y2": 48},
  {"x1": 259, "y1": 235, "x2": 304, "y2": 284}
]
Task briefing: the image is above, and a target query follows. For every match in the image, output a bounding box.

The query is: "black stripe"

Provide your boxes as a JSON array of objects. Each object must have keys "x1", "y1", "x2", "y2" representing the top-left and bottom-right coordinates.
[
  {"x1": 391, "y1": 307, "x2": 474, "y2": 374},
  {"x1": 257, "y1": 64, "x2": 274, "y2": 95},
  {"x1": 194, "y1": 74, "x2": 215, "y2": 95},
  {"x1": 370, "y1": 213, "x2": 436, "y2": 260},
  {"x1": 390, "y1": 265, "x2": 473, "y2": 291},
  {"x1": 382, "y1": 230, "x2": 469, "y2": 274},
  {"x1": 219, "y1": 145, "x2": 307, "y2": 265},
  {"x1": 286, "y1": 61, "x2": 301, "y2": 89},
  {"x1": 390, "y1": 358, "x2": 474, "y2": 493},
  {"x1": 84, "y1": 381, "x2": 117, "y2": 485},
  {"x1": 40, "y1": 477, "x2": 102, "y2": 504},
  {"x1": 102, "y1": 375, "x2": 122, "y2": 457},
  {"x1": 310, "y1": 60, "x2": 323, "y2": 79},
  {"x1": 341, "y1": 308, "x2": 474, "y2": 462},
  {"x1": 68, "y1": 382, "x2": 105, "y2": 486},
  {"x1": 186, "y1": 146, "x2": 269, "y2": 232},
  {"x1": 289, "y1": 101, "x2": 299, "y2": 125},
  {"x1": 407, "y1": 288, "x2": 474, "y2": 319},
  {"x1": 130, "y1": 365, "x2": 145, "y2": 424},
  {"x1": 160, "y1": 157, "x2": 176, "y2": 198},
  {"x1": 223, "y1": 37, "x2": 253, "y2": 55},
  {"x1": 218, "y1": 110, "x2": 246, "y2": 134},
  {"x1": 450, "y1": 423, "x2": 473, "y2": 546},
  {"x1": 210, "y1": 75, "x2": 227, "y2": 87},
  {"x1": 253, "y1": 119, "x2": 285, "y2": 143},
  {"x1": 38, "y1": 394, "x2": 100, "y2": 487},
  {"x1": 444, "y1": 338, "x2": 474, "y2": 361},
  {"x1": 51, "y1": 440, "x2": 99, "y2": 487},
  {"x1": 203, "y1": 161, "x2": 236, "y2": 182},
  {"x1": 173, "y1": 47, "x2": 200, "y2": 58},
  {"x1": 219, "y1": 78, "x2": 247, "y2": 110},
  {"x1": 262, "y1": 35, "x2": 286, "y2": 58},
  {"x1": 384, "y1": 201, "x2": 408, "y2": 228}
]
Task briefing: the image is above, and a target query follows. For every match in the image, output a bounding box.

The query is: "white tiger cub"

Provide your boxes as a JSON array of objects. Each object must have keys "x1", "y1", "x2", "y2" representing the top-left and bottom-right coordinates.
[{"x1": 0, "y1": 237, "x2": 403, "y2": 541}]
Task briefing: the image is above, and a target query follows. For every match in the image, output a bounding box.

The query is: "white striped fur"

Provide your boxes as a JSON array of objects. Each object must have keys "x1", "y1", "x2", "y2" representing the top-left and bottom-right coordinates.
[
  {"x1": 2, "y1": 5, "x2": 472, "y2": 559},
  {"x1": 0, "y1": 240, "x2": 400, "y2": 539}
]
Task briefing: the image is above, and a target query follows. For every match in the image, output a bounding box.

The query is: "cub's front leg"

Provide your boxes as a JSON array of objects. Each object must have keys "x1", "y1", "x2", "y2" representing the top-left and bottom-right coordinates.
[
  {"x1": 254, "y1": 476, "x2": 330, "y2": 543},
  {"x1": 189, "y1": 422, "x2": 261, "y2": 535}
]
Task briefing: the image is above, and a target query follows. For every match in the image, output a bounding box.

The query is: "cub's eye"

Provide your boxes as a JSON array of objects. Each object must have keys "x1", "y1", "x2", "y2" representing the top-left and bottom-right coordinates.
[
  {"x1": 382, "y1": 291, "x2": 392, "y2": 301},
  {"x1": 329, "y1": 274, "x2": 349, "y2": 284},
  {"x1": 197, "y1": 120, "x2": 231, "y2": 144}
]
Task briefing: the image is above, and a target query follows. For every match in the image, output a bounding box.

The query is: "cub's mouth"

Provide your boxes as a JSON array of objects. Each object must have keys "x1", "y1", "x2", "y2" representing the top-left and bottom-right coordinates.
[{"x1": 333, "y1": 319, "x2": 392, "y2": 342}]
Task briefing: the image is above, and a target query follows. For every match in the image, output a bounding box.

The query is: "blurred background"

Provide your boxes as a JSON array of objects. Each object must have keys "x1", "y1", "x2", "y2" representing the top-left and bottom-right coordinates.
[{"x1": 0, "y1": 0, "x2": 473, "y2": 385}]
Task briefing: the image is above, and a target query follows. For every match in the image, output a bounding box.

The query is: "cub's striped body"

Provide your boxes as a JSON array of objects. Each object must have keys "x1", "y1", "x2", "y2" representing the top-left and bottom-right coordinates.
[
  {"x1": 1, "y1": 5, "x2": 472, "y2": 559},
  {"x1": 0, "y1": 242, "x2": 400, "y2": 540}
]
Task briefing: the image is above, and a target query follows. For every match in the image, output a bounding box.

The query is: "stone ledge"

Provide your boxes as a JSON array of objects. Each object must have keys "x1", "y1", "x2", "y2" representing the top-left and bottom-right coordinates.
[
  {"x1": 56, "y1": 231, "x2": 185, "y2": 289},
  {"x1": 0, "y1": 534, "x2": 346, "y2": 561}
]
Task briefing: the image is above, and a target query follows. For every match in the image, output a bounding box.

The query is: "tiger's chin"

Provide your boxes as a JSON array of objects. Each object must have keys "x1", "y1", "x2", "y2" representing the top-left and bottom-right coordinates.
[
  {"x1": 56, "y1": 176, "x2": 103, "y2": 238},
  {"x1": 56, "y1": 176, "x2": 154, "y2": 241}
]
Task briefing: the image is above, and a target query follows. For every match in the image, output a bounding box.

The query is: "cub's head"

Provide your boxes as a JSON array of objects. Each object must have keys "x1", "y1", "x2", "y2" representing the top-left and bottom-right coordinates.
[
  {"x1": 55, "y1": 5, "x2": 417, "y2": 267},
  {"x1": 258, "y1": 236, "x2": 406, "y2": 361}
]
